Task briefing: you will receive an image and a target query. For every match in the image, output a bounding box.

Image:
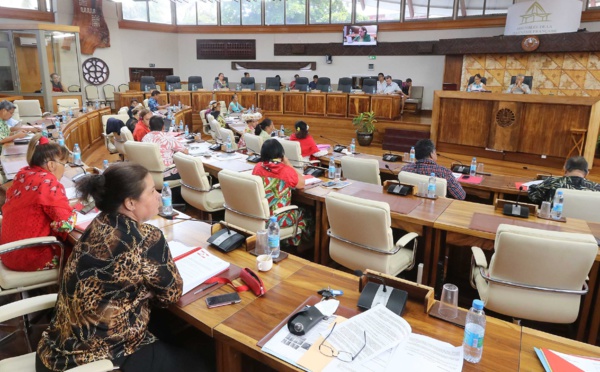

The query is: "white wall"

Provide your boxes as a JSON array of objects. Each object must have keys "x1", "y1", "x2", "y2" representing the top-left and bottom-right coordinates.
[{"x1": 1, "y1": 0, "x2": 599, "y2": 109}]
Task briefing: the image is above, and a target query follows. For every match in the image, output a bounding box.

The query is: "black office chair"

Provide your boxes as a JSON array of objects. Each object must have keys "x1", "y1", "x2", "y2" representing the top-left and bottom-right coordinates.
[
  {"x1": 188, "y1": 76, "x2": 203, "y2": 90},
  {"x1": 337, "y1": 78, "x2": 352, "y2": 93},
  {"x1": 295, "y1": 77, "x2": 309, "y2": 92},
  {"x1": 392, "y1": 79, "x2": 403, "y2": 89},
  {"x1": 362, "y1": 79, "x2": 377, "y2": 94},
  {"x1": 165, "y1": 75, "x2": 181, "y2": 91},
  {"x1": 265, "y1": 77, "x2": 280, "y2": 91},
  {"x1": 468, "y1": 75, "x2": 488, "y2": 85},
  {"x1": 140, "y1": 76, "x2": 156, "y2": 92},
  {"x1": 241, "y1": 77, "x2": 255, "y2": 90},
  {"x1": 316, "y1": 77, "x2": 331, "y2": 92},
  {"x1": 510, "y1": 75, "x2": 533, "y2": 89}
]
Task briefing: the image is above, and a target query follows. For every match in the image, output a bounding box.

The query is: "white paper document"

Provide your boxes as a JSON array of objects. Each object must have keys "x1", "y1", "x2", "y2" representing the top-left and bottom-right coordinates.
[
  {"x1": 550, "y1": 349, "x2": 600, "y2": 371},
  {"x1": 262, "y1": 314, "x2": 338, "y2": 370},
  {"x1": 323, "y1": 304, "x2": 411, "y2": 368},
  {"x1": 521, "y1": 180, "x2": 544, "y2": 187},
  {"x1": 385, "y1": 333, "x2": 463, "y2": 372}
]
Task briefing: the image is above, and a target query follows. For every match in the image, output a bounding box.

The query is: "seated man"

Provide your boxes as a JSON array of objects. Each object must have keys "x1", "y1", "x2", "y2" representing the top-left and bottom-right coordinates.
[
  {"x1": 402, "y1": 78, "x2": 412, "y2": 97},
  {"x1": 147, "y1": 90, "x2": 169, "y2": 112},
  {"x1": 401, "y1": 139, "x2": 466, "y2": 200},
  {"x1": 506, "y1": 74, "x2": 531, "y2": 94},
  {"x1": 528, "y1": 156, "x2": 600, "y2": 204},
  {"x1": 141, "y1": 116, "x2": 188, "y2": 180},
  {"x1": 382, "y1": 75, "x2": 407, "y2": 114},
  {"x1": 376, "y1": 73, "x2": 386, "y2": 94},
  {"x1": 309, "y1": 75, "x2": 318, "y2": 90}
]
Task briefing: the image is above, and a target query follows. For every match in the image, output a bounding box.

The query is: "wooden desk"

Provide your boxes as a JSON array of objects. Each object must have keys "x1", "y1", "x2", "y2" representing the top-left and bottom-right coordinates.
[
  {"x1": 431, "y1": 91, "x2": 600, "y2": 169},
  {"x1": 165, "y1": 220, "x2": 309, "y2": 337},
  {"x1": 191, "y1": 91, "x2": 213, "y2": 113},
  {"x1": 167, "y1": 92, "x2": 192, "y2": 107},
  {"x1": 236, "y1": 91, "x2": 258, "y2": 111},
  {"x1": 433, "y1": 200, "x2": 597, "y2": 343},
  {"x1": 114, "y1": 92, "x2": 144, "y2": 110},
  {"x1": 371, "y1": 94, "x2": 401, "y2": 120},
  {"x1": 283, "y1": 92, "x2": 305, "y2": 115},
  {"x1": 520, "y1": 327, "x2": 600, "y2": 371},
  {"x1": 143, "y1": 92, "x2": 168, "y2": 106},
  {"x1": 348, "y1": 94, "x2": 370, "y2": 116},
  {"x1": 326, "y1": 93, "x2": 348, "y2": 117},
  {"x1": 305, "y1": 93, "x2": 326, "y2": 116},
  {"x1": 258, "y1": 91, "x2": 283, "y2": 114},
  {"x1": 214, "y1": 263, "x2": 522, "y2": 372}
]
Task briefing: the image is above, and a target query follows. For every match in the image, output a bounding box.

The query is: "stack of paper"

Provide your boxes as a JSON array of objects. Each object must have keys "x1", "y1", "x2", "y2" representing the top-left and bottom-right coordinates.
[{"x1": 535, "y1": 347, "x2": 600, "y2": 372}]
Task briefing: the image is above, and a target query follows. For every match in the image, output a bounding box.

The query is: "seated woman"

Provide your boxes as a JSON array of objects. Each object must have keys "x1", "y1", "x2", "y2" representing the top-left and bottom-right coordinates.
[
  {"x1": 228, "y1": 94, "x2": 245, "y2": 113},
  {"x1": 237, "y1": 112, "x2": 261, "y2": 149},
  {"x1": 255, "y1": 118, "x2": 275, "y2": 141},
  {"x1": 141, "y1": 116, "x2": 188, "y2": 181},
  {"x1": 289, "y1": 121, "x2": 329, "y2": 161},
  {"x1": 126, "y1": 106, "x2": 141, "y2": 133},
  {"x1": 0, "y1": 134, "x2": 75, "y2": 271},
  {"x1": 467, "y1": 74, "x2": 486, "y2": 92},
  {"x1": 50, "y1": 73, "x2": 67, "y2": 93},
  {"x1": 36, "y1": 163, "x2": 208, "y2": 372},
  {"x1": 252, "y1": 139, "x2": 306, "y2": 246},
  {"x1": 213, "y1": 72, "x2": 228, "y2": 90},
  {"x1": 133, "y1": 108, "x2": 152, "y2": 141},
  {"x1": 0, "y1": 100, "x2": 28, "y2": 149}
]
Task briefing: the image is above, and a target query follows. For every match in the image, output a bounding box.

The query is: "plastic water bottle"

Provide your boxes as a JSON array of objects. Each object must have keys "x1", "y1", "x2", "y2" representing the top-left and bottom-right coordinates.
[
  {"x1": 427, "y1": 172, "x2": 436, "y2": 198},
  {"x1": 62, "y1": 114, "x2": 67, "y2": 124},
  {"x1": 463, "y1": 299, "x2": 486, "y2": 363},
  {"x1": 72, "y1": 143, "x2": 81, "y2": 165},
  {"x1": 237, "y1": 84, "x2": 241, "y2": 91},
  {"x1": 328, "y1": 86, "x2": 332, "y2": 93},
  {"x1": 261, "y1": 84, "x2": 265, "y2": 91},
  {"x1": 55, "y1": 119, "x2": 60, "y2": 132},
  {"x1": 191, "y1": 84, "x2": 196, "y2": 91},
  {"x1": 328, "y1": 157, "x2": 335, "y2": 179},
  {"x1": 41, "y1": 122, "x2": 48, "y2": 138},
  {"x1": 161, "y1": 182, "x2": 173, "y2": 216},
  {"x1": 470, "y1": 157, "x2": 477, "y2": 177},
  {"x1": 267, "y1": 216, "x2": 280, "y2": 259},
  {"x1": 57, "y1": 131, "x2": 64, "y2": 146},
  {"x1": 82, "y1": 105, "x2": 87, "y2": 113},
  {"x1": 102, "y1": 160, "x2": 109, "y2": 170},
  {"x1": 184, "y1": 125, "x2": 189, "y2": 136},
  {"x1": 551, "y1": 191, "x2": 564, "y2": 220},
  {"x1": 68, "y1": 107, "x2": 73, "y2": 118},
  {"x1": 178, "y1": 101, "x2": 182, "y2": 110},
  {"x1": 251, "y1": 104, "x2": 255, "y2": 112},
  {"x1": 225, "y1": 136, "x2": 232, "y2": 153},
  {"x1": 350, "y1": 138, "x2": 356, "y2": 154},
  {"x1": 179, "y1": 120, "x2": 184, "y2": 132},
  {"x1": 409, "y1": 146, "x2": 415, "y2": 163},
  {"x1": 94, "y1": 100, "x2": 99, "y2": 110},
  {"x1": 280, "y1": 125, "x2": 285, "y2": 137}
]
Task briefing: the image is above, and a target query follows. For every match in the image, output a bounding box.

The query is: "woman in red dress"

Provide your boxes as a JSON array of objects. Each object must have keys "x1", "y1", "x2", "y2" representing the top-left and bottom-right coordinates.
[
  {"x1": 288, "y1": 121, "x2": 328, "y2": 161},
  {"x1": 0, "y1": 134, "x2": 76, "y2": 271}
]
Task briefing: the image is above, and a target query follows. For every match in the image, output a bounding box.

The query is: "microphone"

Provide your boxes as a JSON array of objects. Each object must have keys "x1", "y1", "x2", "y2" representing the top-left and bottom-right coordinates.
[
  {"x1": 382, "y1": 150, "x2": 401, "y2": 162},
  {"x1": 353, "y1": 270, "x2": 387, "y2": 292},
  {"x1": 437, "y1": 153, "x2": 469, "y2": 174},
  {"x1": 319, "y1": 135, "x2": 347, "y2": 153},
  {"x1": 385, "y1": 164, "x2": 397, "y2": 176},
  {"x1": 522, "y1": 166, "x2": 552, "y2": 180},
  {"x1": 502, "y1": 186, "x2": 530, "y2": 218}
]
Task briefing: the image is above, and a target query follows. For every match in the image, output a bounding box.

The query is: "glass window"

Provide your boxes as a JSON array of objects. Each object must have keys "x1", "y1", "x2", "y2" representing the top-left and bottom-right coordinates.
[
  {"x1": 221, "y1": 0, "x2": 241, "y2": 26},
  {"x1": 331, "y1": 0, "x2": 352, "y2": 23},
  {"x1": 0, "y1": 0, "x2": 38, "y2": 10},
  {"x1": 405, "y1": 0, "x2": 428, "y2": 20},
  {"x1": 589, "y1": 1, "x2": 600, "y2": 9},
  {"x1": 242, "y1": 0, "x2": 261, "y2": 25},
  {"x1": 458, "y1": 0, "x2": 484, "y2": 16},
  {"x1": 310, "y1": 0, "x2": 330, "y2": 24},
  {"x1": 265, "y1": 0, "x2": 284, "y2": 25},
  {"x1": 355, "y1": 0, "x2": 377, "y2": 22},
  {"x1": 122, "y1": 1, "x2": 148, "y2": 22},
  {"x1": 286, "y1": 0, "x2": 306, "y2": 25},
  {"x1": 429, "y1": 0, "x2": 454, "y2": 18},
  {"x1": 379, "y1": 0, "x2": 401, "y2": 22},
  {"x1": 177, "y1": 2, "x2": 196, "y2": 25},
  {"x1": 485, "y1": 0, "x2": 513, "y2": 15},
  {"x1": 45, "y1": 31, "x2": 80, "y2": 93},
  {"x1": 197, "y1": 2, "x2": 218, "y2": 25},
  {"x1": 13, "y1": 32, "x2": 42, "y2": 93},
  {"x1": 149, "y1": 0, "x2": 172, "y2": 24},
  {"x1": 0, "y1": 32, "x2": 15, "y2": 92}
]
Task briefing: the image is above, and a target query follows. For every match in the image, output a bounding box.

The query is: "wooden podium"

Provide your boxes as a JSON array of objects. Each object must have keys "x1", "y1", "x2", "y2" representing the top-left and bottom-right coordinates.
[{"x1": 431, "y1": 91, "x2": 600, "y2": 168}]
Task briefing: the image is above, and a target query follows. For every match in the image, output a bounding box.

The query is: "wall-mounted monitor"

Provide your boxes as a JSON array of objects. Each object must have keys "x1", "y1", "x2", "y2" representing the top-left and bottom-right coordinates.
[{"x1": 343, "y1": 25, "x2": 378, "y2": 46}]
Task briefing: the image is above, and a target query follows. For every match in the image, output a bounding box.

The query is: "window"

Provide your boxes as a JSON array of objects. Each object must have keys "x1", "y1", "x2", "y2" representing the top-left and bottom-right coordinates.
[
  {"x1": 265, "y1": 0, "x2": 285, "y2": 25},
  {"x1": 405, "y1": 0, "x2": 428, "y2": 20},
  {"x1": 589, "y1": 0, "x2": 600, "y2": 9},
  {"x1": 310, "y1": 0, "x2": 331, "y2": 24},
  {"x1": 429, "y1": 0, "x2": 454, "y2": 19},
  {"x1": 198, "y1": 2, "x2": 218, "y2": 25},
  {"x1": 458, "y1": 0, "x2": 484, "y2": 17},
  {"x1": 221, "y1": 0, "x2": 241, "y2": 26},
  {"x1": 122, "y1": 1, "x2": 148, "y2": 22},
  {"x1": 176, "y1": 2, "x2": 196, "y2": 26},
  {"x1": 286, "y1": 0, "x2": 306, "y2": 25},
  {"x1": 331, "y1": 0, "x2": 353, "y2": 23},
  {"x1": 379, "y1": 0, "x2": 401, "y2": 22},
  {"x1": 485, "y1": 0, "x2": 513, "y2": 15},
  {"x1": 149, "y1": 0, "x2": 172, "y2": 24},
  {"x1": 0, "y1": 0, "x2": 38, "y2": 10},
  {"x1": 356, "y1": 0, "x2": 378, "y2": 22},
  {"x1": 242, "y1": 0, "x2": 262, "y2": 25}
]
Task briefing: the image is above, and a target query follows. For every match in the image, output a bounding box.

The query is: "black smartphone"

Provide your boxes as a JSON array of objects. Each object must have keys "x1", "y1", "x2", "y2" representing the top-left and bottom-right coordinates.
[{"x1": 205, "y1": 292, "x2": 241, "y2": 308}]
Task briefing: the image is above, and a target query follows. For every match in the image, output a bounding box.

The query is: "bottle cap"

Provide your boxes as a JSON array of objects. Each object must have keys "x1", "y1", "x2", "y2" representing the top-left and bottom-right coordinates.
[
  {"x1": 270, "y1": 216, "x2": 277, "y2": 222},
  {"x1": 557, "y1": 191, "x2": 563, "y2": 195},
  {"x1": 431, "y1": 173, "x2": 435, "y2": 177},
  {"x1": 472, "y1": 299, "x2": 484, "y2": 310},
  {"x1": 163, "y1": 182, "x2": 169, "y2": 187}
]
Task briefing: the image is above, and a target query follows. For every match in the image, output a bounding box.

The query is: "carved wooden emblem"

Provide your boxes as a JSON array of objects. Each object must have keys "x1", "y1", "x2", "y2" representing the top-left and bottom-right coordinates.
[
  {"x1": 82, "y1": 57, "x2": 109, "y2": 85},
  {"x1": 496, "y1": 108, "x2": 516, "y2": 127},
  {"x1": 521, "y1": 36, "x2": 540, "y2": 52},
  {"x1": 72, "y1": 0, "x2": 110, "y2": 55}
]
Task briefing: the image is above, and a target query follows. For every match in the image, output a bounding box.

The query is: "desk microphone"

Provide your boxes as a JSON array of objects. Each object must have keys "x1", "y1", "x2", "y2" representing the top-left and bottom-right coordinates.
[
  {"x1": 522, "y1": 166, "x2": 552, "y2": 180},
  {"x1": 319, "y1": 135, "x2": 347, "y2": 153},
  {"x1": 384, "y1": 164, "x2": 413, "y2": 196},
  {"x1": 354, "y1": 270, "x2": 387, "y2": 292},
  {"x1": 385, "y1": 164, "x2": 397, "y2": 176},
  {"x1": 437, "y1": 153, "x2": 469, "y2": 174},
  {"x1": 382, "y1": 151, "x2": 401, "y2": 162},
  {"x1": 502, "y1": 186, "x2": 530, "y2": 218}
]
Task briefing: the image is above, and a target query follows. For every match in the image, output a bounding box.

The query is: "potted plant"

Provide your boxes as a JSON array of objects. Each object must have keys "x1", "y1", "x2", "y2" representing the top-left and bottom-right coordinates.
[{"x1": 352, "y1": 111, "x2": 377, "y2": 146}]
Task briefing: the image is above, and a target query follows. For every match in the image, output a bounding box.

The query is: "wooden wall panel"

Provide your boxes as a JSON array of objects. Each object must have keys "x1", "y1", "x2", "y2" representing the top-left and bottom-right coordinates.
[
  {"x1": 191, "y1": 92, "x2": 212, "y2": 112},
  {"x1": 284, "y1": 93, "x2": 305, "y2": 115},
  {"x1": 443, "y1": 55, "x2": 464, "y2": 87},
  {"x1": 438, "y1": 98, "x2": 491, "y2": 147},
  {"x1": 305, "y1": 94, "x2": 326, "y2": 116},
  {"x1": 237, "y1": 91, "x2": 257, "y2": 110},
  {"x1": 487, "y1": 101, "x2": 521, "y2": 152},
  {"x1": 257, "y1": 92, "x2": 283, "y2": 114},
  {"x1": 326, "y1": 94, "x2": 348, "y2": 117},
  {"x1": 168, "y1": 92, "x2": 191, "y2": 106},
  {"x1": 348, "y1": 95, "x2": 370, "y2": 116}
]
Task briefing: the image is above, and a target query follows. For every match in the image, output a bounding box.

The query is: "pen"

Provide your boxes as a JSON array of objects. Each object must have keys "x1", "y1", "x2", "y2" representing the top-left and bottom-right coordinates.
[{"x1": 193, "y1": 282, "x2": 218, "y2": 295}]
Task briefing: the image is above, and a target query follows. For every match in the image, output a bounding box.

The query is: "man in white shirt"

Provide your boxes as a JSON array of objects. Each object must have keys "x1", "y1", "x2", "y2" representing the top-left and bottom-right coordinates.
[
  {"x1": 506, "y1": 74, "x2": 531, "y2": 94},
  {"x1": 382, "y1": 75, "x2": 407, "y2": 114},
  {"x1": 376, "y1": 73, "x2": 386, "y2": 94}
]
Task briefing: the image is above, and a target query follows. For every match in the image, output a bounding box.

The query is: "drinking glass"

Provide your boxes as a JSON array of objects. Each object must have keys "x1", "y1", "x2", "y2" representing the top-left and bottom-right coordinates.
[
  {"x1": 256, "y1": 229, "x2": 268, "y2": 256},
  {"x1": 334, "y1": 167, "x2": 342, "y2": 181},
  {"x1": 438, "y1": 283, "x2": 459, "y2": 319},
  {"x1": 477, "y1": 163, "x2": 484, "y2": 174},
  {"x1": 418, "y1": 181, "x2": 427, "y2": 196},
  {"x1": 540, "y1": 201, "x2": 552, "y2": 219}
]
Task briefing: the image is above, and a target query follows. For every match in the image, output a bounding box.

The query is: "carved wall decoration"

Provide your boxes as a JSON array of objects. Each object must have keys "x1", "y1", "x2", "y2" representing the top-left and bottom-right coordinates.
[
  {"x1": 72, "y1": 0, "x2": 110, "y2": 55},
  {"x1": 496, "y1": 108, "x2": 516, "y2": 127},
  {"x1": 83, "y1": 57, "x2": 109, "y2": 85}
]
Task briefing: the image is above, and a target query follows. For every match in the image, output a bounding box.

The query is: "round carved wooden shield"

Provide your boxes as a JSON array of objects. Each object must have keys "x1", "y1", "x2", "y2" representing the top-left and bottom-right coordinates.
[
  {"x1": 82, "y1": 57, "x2": 110, "y2": 85},
  {"x1": 521, "y1": 36, "x2": 540, "y2": 52},
  {"x1": 496, "y1": 108, "x2": 516, "y2": 127}
]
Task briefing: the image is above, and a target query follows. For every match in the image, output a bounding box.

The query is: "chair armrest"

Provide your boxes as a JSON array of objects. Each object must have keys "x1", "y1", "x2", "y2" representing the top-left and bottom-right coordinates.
[
  {"x1": 471, "y1": 247, "x2": 488, "y2": 268},
  {"x1": 66, "y1": 359, "x2": 114, "y2": 372},
  {"x1": 272, "y1": 205, "x2": 298, "y2": 216},
  {"x1": 395, "y1": 232, "x2": 418, "y2": 248},
  {"x1": 0, "y1": 293, "x2": 57, "y2": 323},
  {"x1": 0, "y1": 237, "x2": 58, "y2": 255}
]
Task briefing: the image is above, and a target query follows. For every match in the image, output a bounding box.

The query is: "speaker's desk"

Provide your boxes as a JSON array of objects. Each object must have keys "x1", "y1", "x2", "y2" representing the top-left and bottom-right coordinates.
[{"x1": 432, "y1": 200, "x2": 597, "y2": 343}]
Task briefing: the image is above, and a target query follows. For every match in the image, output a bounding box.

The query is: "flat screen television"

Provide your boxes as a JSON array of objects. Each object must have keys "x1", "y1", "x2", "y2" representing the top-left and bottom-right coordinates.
[{"x1": 343, "y1": 25, "x2": 378, "y2": 46}]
